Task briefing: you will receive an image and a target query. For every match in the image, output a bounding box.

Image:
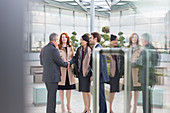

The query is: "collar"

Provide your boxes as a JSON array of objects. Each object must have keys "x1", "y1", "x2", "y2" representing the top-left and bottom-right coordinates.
[
  {"x1": 49, "y1": 42, "x2": 56, "y2": 48},
  {"x1": 145, "y1": 43, "x2": 151, "y2": 48},
  {"x1": 93, "y1": 43, "x2": 99, "y2": 49}
]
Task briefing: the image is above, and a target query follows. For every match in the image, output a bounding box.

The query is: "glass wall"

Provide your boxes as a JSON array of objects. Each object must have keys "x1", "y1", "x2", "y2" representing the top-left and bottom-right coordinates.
[
  {"x1": 110, "y1": 10, "x2": 169, "y2": 49},
  {"x1": 27, "y1": 1, "x2": 110, "y2": 52},
  {"x1": 109, "y1": 1, "x2": 170, "y2": 113}
]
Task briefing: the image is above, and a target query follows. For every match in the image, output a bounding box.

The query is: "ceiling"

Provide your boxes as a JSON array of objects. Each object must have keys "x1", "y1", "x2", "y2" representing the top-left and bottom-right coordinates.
[{"x1": 43, "y1": 0, "x2": 170, "y2": 18}]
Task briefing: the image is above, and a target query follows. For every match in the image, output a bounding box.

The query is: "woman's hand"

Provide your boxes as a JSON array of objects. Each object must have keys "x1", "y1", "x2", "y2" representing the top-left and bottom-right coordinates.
[
  {"x1": 90, "y1": 76, "x2": 93, "y2": 82},
  {"x1": 67, "y1": 62, "x2": 70, "y2": 68}
]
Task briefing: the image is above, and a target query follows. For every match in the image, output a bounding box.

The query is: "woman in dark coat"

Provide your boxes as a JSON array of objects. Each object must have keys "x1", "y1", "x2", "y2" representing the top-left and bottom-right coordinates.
[
  {"x1": 70, "y1": 34, "x2": 92, "y2": 113},
  {"x1": 109, "y1": 34, "x2": 124, "y2": 113}
]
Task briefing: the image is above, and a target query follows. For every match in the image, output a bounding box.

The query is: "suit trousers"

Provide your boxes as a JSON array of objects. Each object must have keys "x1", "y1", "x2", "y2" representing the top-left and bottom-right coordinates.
[
  {"x1": 99, "y1": 83, "x2": 107, "y2": 113},
  {"x1": 45, "y1": 82, "x2": 58, "y2": 113},
  {"x1": 142, "y1": 84, "x2": 152, "y2": 113}
]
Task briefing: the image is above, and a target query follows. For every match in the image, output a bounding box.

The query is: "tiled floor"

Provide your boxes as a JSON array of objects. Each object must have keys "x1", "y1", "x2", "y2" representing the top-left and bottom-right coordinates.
[{"x1": 24, "y1": 61, "x2": 170, "y2": 113}]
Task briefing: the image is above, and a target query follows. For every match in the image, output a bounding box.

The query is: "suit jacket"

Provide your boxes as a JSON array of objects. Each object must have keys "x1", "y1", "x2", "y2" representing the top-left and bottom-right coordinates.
[
  {"x1": 132, "y1": 43, "x2": 157, "y2": 86},
  {"x1": 40, "y1": 43, "x2": 68, "y2": 83},
  {"x1": 95, "y1": 44, "x2": 109, "y2": 83}
]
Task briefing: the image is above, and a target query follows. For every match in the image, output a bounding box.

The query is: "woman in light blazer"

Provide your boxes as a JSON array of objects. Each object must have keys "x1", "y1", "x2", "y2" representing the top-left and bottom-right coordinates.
[
  {"x1": 127, "y1": 33, "x2": 142, "y2": 113},
  {"x1": 58, "y1": 33, "x2": 76, "y2": 113},
  {"x1": 70, "y1": 34, "x2": 92, "y2": 113}
]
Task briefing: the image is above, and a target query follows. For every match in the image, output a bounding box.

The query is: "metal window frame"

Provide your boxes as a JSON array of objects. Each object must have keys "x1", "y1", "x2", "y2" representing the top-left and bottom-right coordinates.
[{"x1": 92, "y1": 47, "x2": 132, "y2": 113}]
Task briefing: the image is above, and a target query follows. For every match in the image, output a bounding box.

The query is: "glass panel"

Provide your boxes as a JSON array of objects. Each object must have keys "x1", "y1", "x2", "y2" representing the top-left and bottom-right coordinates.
[
  {"x1": 30, "y1": 2, "x2": 44, "y2": 23},
  {"x1": 32, "y1": 23, "x2": 45, "y2": 33},
  {"x1": 46, "y1": 24, "x2": 60, "y2": 34},
  {"x1": 46, "y1": 7, "x2": 60, "y2": 24},
  {"x1": 31, "y1": 11, "x2": 45, "y2": 23},
  {"x1": 100, "y1": 17, "x2": 110, "y2": 28},
  {"x1": 110, "y1": 16, "x2": 120, "y2": 26},
  {"x1": 45, "y1": 24, "x2": 60, "y2": 42},
  {"x1": 75, "y1": 26, "x2": 88, "y2": 41},
  {"x1": 94, "y1": 17, "x2": 100, "y2": 27},
  {"x1": 61, "y1": 25, "x2": 74, "y2": 36},
  {"x1": 31, "y1": 33, "x2": 44, "y2": 52},
  {"x1": 110, "y1": 27, "x2": 120, "y2": 35},
  {"x1": 29, "y1": 2, "x2": 44, "y2": 11},
  {"x1": 24, "y1": 33, "x2": 29, "y2": 52},
  {"x1": 135, "y1": 24, "x2": 150, "y2": 35},
  {"x1": 121, "y1": 15, "x2": 135, "y2": 26},
  {"x1": 75, "y1": 12, "x2": 87, "y2": 26},
  {"x1": 144, "y1": 48, "x2": 170, "y2": 113},
  {"x1": 135, "y1": 14, "x2": 150, "y2": 25},
  {"x1": 121, "y1": 26, "x2": 135, "y2": 38},
  {"x1": 94, "y1": 27, "x2": 100, "y2": 33},
  {"x1": 61, "y1": 9, "x2": 73, "y2": 26}
]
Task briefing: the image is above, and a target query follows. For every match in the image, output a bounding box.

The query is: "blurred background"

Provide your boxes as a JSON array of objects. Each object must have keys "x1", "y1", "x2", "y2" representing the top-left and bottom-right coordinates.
[{"x1": 0, "y1": 0, "x2": 169, "y2": 113}]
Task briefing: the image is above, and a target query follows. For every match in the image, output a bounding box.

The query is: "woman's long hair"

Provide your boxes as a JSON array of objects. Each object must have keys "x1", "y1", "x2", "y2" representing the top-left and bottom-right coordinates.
[
  {"x1": 81, "y1": 34, "x2": 92, "y2": 50},
  {"x1": 58, "y1": 33, "x2": 74, "y2": 52},
  {"x1": 127, "y1": 33, "x2": 139, "y2": 48}
]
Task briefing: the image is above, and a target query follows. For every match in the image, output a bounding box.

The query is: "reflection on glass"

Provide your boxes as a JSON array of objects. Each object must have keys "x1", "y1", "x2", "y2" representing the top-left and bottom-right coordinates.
[{"x1": 31, "y1": 33, "x2": 44, "y2": 52}]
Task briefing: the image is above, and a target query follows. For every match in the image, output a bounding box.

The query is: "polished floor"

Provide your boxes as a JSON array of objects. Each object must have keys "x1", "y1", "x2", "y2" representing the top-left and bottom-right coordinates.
[{"x1": 24, "y1": 61, "x2": 170, "y2": 113}]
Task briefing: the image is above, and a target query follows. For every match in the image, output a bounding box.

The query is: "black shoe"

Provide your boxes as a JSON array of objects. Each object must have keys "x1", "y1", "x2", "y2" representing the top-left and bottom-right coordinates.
[{"x1": 86, "y1": 110, "x2": 91, "y2": 113}]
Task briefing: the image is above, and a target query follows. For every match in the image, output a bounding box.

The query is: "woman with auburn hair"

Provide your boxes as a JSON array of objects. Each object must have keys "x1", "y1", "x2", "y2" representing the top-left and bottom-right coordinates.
[
  {"x1": 58, "y1": 33, "x2": 76, "y2": 113},
  {"x1": 127, "y1": 33, "x2": 142, "y2": 113}
]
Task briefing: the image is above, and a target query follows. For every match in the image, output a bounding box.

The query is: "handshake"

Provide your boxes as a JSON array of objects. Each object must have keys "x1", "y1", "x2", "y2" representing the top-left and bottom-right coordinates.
[{"x1": 67, "y1": 61, "x2": 71, "y2": 68}]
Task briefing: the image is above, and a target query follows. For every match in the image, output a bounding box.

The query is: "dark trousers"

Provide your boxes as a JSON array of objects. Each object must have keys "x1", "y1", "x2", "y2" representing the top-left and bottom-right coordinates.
[
  {"x1": 142, "y1": 84, "x2": 152, "y2": 113},
  {"x1": 45, "y1": 82, "x2": 58, "y2": 113},
  {"x1": 99, "y1": 83, "x2": 107, "y2": 113}
]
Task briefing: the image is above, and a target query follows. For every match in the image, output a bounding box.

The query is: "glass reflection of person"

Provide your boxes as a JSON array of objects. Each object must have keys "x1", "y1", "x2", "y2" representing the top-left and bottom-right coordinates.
[
  {"x1": 89, "y1": 32, "x2": 109, "y2": 113},
  {"x1": 127, "y1": 33, "x2": 142, "y2": 113},
  {"x1": 109, "y1": 34, "x2": 124, "y2": 113},
  {"x1": 132, "y1": 33, "x2": 158, "y2": 113}
]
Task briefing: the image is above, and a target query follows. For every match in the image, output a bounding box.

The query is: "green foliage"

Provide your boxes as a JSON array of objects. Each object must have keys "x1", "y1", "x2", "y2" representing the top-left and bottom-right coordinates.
[
  {"x1": 101, "y1": 34, "x2": 110, "y2": 41},
  {"x1": 72, "y1": 31, "x2": 77, "y2": 36},
  {"x1": 70, "y1": 31, "x2": 78, "y2": 51},
  {"x1": 102, "y1": 26, "x2": 110, "y2": 34},
  {"x1": 101, "y1": 26, "x2": 110, "y2": 47},
  {"x1": 118, "y1": 31, "x2": 123, "y2": 36},
  {"x1": 85, "y1": 33, "x2": 90, "y2": 37},
  {"x1": 118, "y1": 31, "x2": 126, "y2": 47}
]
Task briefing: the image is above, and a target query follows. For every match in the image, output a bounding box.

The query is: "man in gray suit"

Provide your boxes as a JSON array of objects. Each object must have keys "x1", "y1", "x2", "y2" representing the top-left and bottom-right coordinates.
[
  {"x1": 132, "y1": 33, "x2": 159, "y2": 113},
  {"x1": 40, "y1": 33, "x2": 69, "y2": 113},
  {"x1": 89, "y1": 32, "x2": 109, "y2": 113}
]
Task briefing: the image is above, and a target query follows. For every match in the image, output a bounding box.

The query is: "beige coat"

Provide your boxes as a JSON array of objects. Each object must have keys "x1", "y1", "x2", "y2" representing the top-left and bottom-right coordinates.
[
  {"x1": 131, "y1": 48, "x2": 141, "y2": 86},
  {"x1": 58, "y1": 46, "x2": 76, "y2": 85},
  {"x1": 110, "y1": 55, "x2": 116, "y2": 77}
]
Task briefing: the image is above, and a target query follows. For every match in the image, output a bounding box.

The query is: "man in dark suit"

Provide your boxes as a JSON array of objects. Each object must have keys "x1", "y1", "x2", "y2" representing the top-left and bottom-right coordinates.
[
  {"x1": 89, "y1": 32, "x2": 109, "y2": 113},
  {"x1": 40, "y1": 33, "x2": 69, "y2": 113}
]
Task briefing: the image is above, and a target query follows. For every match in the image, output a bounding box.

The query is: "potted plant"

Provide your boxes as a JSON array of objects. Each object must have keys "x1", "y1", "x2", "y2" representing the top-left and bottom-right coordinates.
[
  {"x1": 101, "y1": 26, "x2": 110, "y2": 47},
  {"x1": 118, "y1": 31, "x2": 126, "y2": 47},
  {"x1": 70, "y1": 31, "x2": 78, "y2": 51}
]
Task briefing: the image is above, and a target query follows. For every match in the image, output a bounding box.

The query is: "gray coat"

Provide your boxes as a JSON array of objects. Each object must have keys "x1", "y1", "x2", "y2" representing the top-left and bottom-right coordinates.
[{"x1": 40, "y1": 43, "x2": 68, "y2": 83}]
